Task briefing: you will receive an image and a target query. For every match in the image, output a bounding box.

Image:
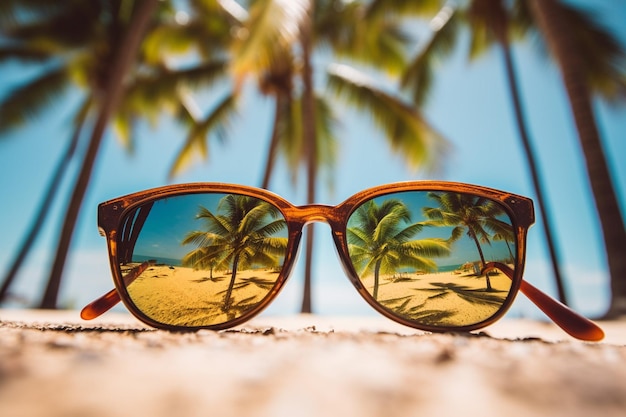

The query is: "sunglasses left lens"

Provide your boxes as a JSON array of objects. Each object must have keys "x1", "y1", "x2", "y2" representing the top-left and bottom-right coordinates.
[{"x1": 115, "y1": 192, "x2": 289, "y2": 328}]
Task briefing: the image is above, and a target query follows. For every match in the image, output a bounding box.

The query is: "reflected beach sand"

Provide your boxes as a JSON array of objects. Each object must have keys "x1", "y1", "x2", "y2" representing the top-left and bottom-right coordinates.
[
  {"x1": 126, "y1": 264, "x2": 281, "y2": 326},
  {"x1": 123, "y1": 262, "x2": 513, "y2": 328},
  {"x1": 360, "y1": 266, "x2": 512, "y2": 326}
]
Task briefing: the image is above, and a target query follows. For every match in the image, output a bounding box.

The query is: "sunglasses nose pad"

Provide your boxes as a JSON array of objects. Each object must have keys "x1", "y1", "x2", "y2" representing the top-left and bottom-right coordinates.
[
  {"x1": 328, "y1": 228, "x2": 363, "y2": 289},
  {"x1": 280, "y1": 230, "x2": 303, "y2": 280}
]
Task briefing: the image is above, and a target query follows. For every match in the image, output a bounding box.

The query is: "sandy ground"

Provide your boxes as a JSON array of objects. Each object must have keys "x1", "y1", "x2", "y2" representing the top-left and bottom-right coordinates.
[{"x1": 1, "y1": 309, "x2": 625, "y2": 417}]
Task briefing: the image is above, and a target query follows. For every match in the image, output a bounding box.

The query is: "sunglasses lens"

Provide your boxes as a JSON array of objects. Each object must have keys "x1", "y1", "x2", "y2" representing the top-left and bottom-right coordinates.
[
  {"x1": 347, "y1": 191, "x2": 516, "y2": 328},
  {"x1": 115, "y1": 193, "x2": 289, "y2": 328}
]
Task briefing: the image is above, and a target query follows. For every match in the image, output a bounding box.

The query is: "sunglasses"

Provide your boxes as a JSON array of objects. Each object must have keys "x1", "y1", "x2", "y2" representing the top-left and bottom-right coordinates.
[{"x1": 81, "y1": 181, "x2": 604, "y2": 341}]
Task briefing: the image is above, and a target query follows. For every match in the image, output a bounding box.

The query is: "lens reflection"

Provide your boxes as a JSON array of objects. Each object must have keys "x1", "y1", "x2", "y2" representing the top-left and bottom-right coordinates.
[
  {"x1": 347, "y1": 191, "x2": 515, "y2": 327},
  {"x1": 117, "y1": 193, "x2": 288, "y2": 327}
]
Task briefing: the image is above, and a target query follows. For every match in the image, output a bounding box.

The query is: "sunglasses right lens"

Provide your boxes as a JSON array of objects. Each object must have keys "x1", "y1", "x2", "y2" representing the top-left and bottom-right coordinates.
[
  {"x1": 346, "y1": 190, "x2": 516, "y2": 328},
  {"x1": 115, "y1": 192, "x2": 289, "y2": 328}
]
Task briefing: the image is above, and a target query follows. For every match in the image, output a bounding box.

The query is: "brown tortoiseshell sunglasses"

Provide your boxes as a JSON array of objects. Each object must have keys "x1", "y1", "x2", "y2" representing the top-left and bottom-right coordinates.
[{"x1": 81, "y1": 181, "x2": 604, "y2": 341}]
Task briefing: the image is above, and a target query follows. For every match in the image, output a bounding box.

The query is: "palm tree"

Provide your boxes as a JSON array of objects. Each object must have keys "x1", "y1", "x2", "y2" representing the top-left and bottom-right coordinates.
[
  {"x1": 399, "y1": 0, "x2": 571, "y2": 303},
  {"x1": 40, "y1": 0, "x2": 159, "y2": 308},
  {"x1": 152, "y1": 1, "x2": 450, "y2": 313},
  {"x1": 528, "y1": 0, "x2": 626, "y2": 318},
  {"x1": 467, "y1": 0, "x2": 571, "y2": 303},
  {"x1": 173, "y1": 0, "x2": 450, "y2": 313},
  {"x1": 181, "y1": 194, "x2": 288, "y2": 309},
  {"x1": 423, "y1": 192, "x2": 510, "y2": 291},
  {"x1": 0, "y1": 103, "x2": 89, "y2": 303},
  {"x1": 0, "y1": 2, "x2": 99, "y2": 303},
  {"x1": 140, "y1": 0, "x2": 243, "y2": 178},
  {"x1": 0, "y1": 1, "x2": 160, "y2": 307},
  {"x1": 1, "y1": 1, "x2": 239, "y2": 307},
  {"x1": 402, "y1": 0, "x2": 626, "y2": 309},
  {"x1": 347, "y1": 198, "x2": 451, "y2": 300},
  {"x1": 491, "y1": 223, "x2": 515, "y2": 262}
]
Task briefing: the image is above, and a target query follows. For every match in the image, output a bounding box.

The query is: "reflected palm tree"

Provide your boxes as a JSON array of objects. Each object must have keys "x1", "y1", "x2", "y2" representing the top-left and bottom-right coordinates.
[
  {"x1": 492, "y1": 226, "x2": 515, "y2": 262},
  {"x1": 182, "y1": 194, "x2": 287, "y2": 310},
  {"x1": 423, "y1": 192, "x2": 512, "y2": 290},
  {"x1": 347, "y1": 198, "x2": 451, "y2": 300}
]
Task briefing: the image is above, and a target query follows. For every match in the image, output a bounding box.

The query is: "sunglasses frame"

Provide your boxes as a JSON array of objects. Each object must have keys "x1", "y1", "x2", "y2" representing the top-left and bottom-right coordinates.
[
  {"x1": 83, "y1": 181, "x2": 604, "y2": 341},
  {"x1": 91, "y1": 181, "x2": 531, "y2": 331}
]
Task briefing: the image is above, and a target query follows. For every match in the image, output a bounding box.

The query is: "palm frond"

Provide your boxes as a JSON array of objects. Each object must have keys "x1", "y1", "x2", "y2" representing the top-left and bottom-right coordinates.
[
  {"x1": 401, "y1": 6, "x2": 459, "y2": 106},
  {"x1": 327, "y1": 64, "x2": 449, "y2": 172},
  {"x1": 112, "y1": 112, "x2": 135, "y2": 152},
  {"x1": 365, "y1": 0, "x2": 443, "y2": 19},
  {"x1": 466, "y1": 0, "x2": 507, "y2": 60},
  {"x1": 510, "y1": 0, "x2": 535, "y2": 41},
  {"x1": 130, "y1": 60, "x2": 230, "y2": 104},
  {"x1": 143, "y1": 23, "x2": 204, "y2": 65},
  {"x1": 392, "y1": 221, "x2": 424, "y2": 242},
  {"x1": 230, "y1": 0, "x2": 308, "y2": 83},
  {"x1": 0, "y1": 0, "x2": 67, "y2": 30},
  {"x1": 403, "y1": 238, "x2": 450, "y2": 258},
  {"x1": 3, "y1": 2, "x2": 102, "y2": 50},
  {"x1": 317, "y1": 2, "x2": 411, "y2": 75},
  {"x1": 0, "y1": 45, "x2": 54, "y2": 64},
  {"x1": 169, "y1": 93, "x2": 238, "y2": 178},
  {"x1": 0, "y1": 65, "x2": 72, "y2": 133},
  {"x1": 143, "y1": 1, "x2": 237, "y2": 64},
  {"x1": 551, "y1": 1, "x2": 626, "y2": 101}
]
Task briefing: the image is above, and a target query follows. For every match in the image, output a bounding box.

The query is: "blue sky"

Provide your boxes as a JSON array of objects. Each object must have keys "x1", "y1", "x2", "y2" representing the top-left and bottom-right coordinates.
[{"x1": 0, "y1": 1, "x2": 624, "y2": 320}]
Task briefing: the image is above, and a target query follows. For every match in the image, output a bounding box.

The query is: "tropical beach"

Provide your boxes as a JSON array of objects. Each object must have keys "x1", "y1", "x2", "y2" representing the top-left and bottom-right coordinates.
[
  {"x1": 362, "y1": 265, "x2": 512, "y2": 326},
  {"x1": 1, "y1": 1, "x2": 625, "y2": 415}
]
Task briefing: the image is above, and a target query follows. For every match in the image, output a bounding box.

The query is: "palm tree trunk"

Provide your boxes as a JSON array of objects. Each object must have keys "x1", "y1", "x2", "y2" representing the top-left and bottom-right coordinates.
[
  {"x1": 224, "y1": 254, "x2": 240, "y2": 310},
  {"x1": 373, "y1": 260, "x2": 382, "y2": 300},
  {"x1": 260, "y1": 95, "x2": 284, "y2": 189},
  {"x1": 300, "y1": 1, "x2": 317, "y2": 314},
  {"x1": 39, "y1": 0, "x2": 158, "y2": 309},
  {"x1": 505, "y1": 240, "x2": 514, "y2": 261},
  {"x1": 529, "y1": 0, "x2": 626, "y2": 317},
  {"x1": 494, "y1": 14, "x2": 568, "y2": 304},
  {"x1": 469, "y1": 231, "x2": 492, "y2": 290},
  {"x1": 0, "y1": 100, "x2": 88, "y2": 303}
]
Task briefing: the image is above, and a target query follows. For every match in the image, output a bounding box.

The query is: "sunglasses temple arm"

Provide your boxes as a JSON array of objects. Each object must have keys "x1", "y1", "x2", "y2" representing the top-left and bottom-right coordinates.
[
  {"x1": 80, "y1": 261, "x2": 155, "y2": 320},
  {"x1": 80, "y1": 288, "x2": 121, "y2": 320},
  {"x1": 483, "y1": 263, "x2": 604, "y2": 341}
]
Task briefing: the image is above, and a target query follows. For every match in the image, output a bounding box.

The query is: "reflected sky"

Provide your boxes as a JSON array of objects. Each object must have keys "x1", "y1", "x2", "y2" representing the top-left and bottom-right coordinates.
[
  {"x1": 133, "y1": 193, "x2": 232, "y2": 262},
  {"x1": 349, "y1": 191, "x2": 514, "y2": 268},
  {"x1": 130, "y1": 190, "x2": 514, "y2": 270}
]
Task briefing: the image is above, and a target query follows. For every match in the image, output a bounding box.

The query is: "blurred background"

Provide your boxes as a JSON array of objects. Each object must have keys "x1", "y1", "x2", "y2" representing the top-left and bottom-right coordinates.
[{"x1": 0, "y1": 0, "x2": 624, "y2": 320}]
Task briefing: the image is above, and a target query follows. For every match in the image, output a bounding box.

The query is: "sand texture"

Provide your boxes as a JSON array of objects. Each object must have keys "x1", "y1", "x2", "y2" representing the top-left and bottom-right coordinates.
[{"x1": 0, "y1": 310, "x2": 625, "y2": 417}]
